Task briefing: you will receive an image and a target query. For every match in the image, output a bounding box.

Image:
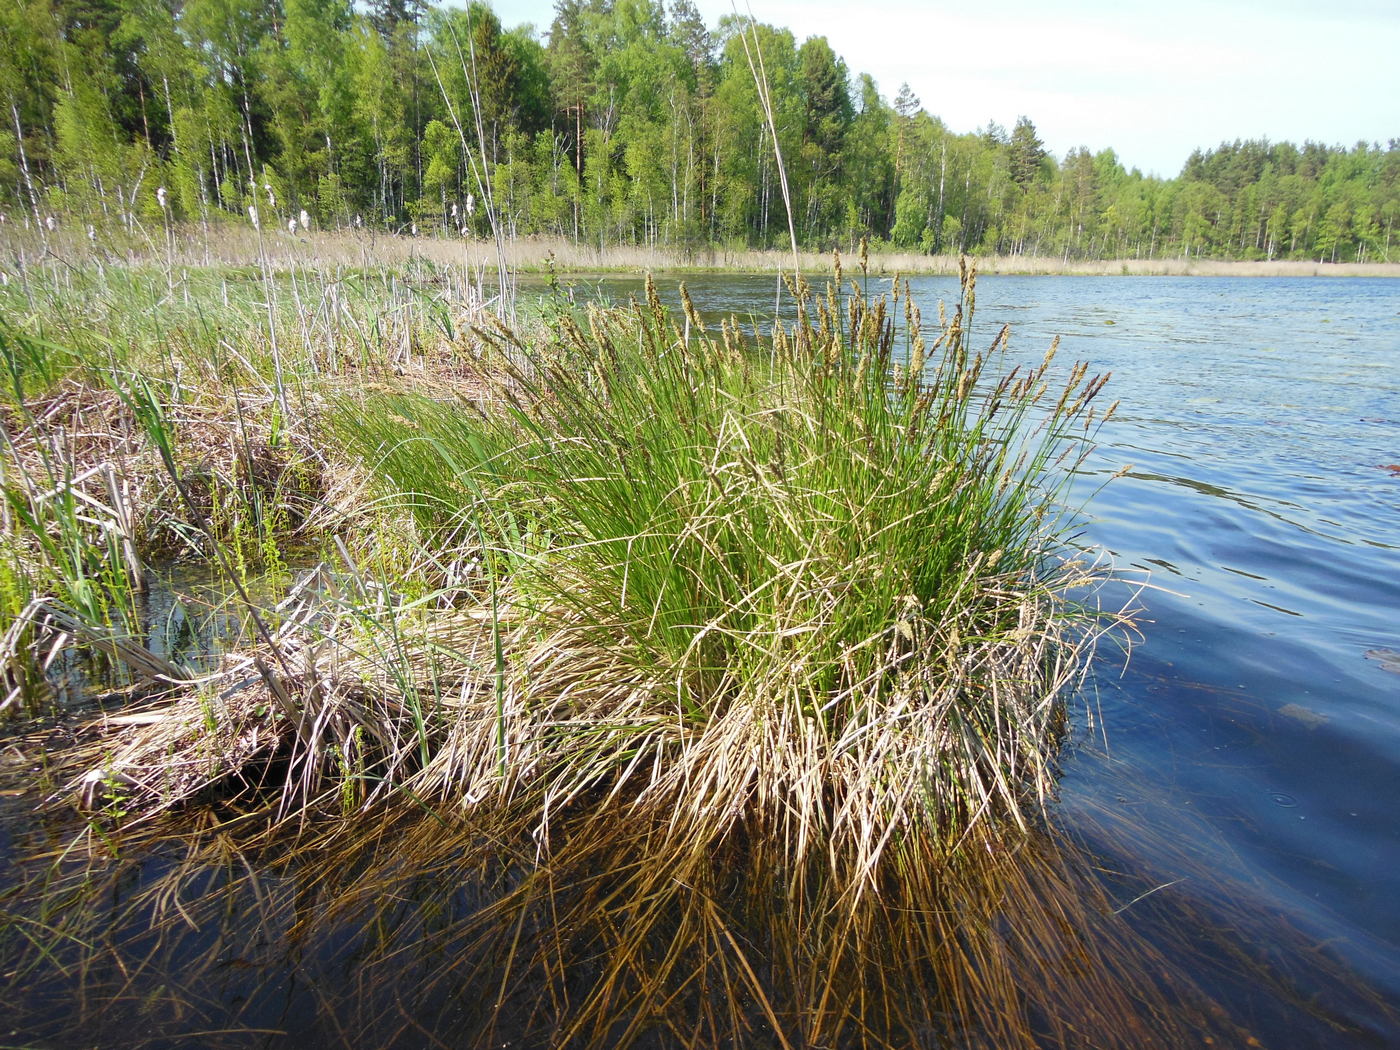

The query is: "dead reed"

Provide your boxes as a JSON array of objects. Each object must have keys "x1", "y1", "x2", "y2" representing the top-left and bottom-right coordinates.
[{"x1": 9, "y1": 223, "x2": 1398, "y2": 278}]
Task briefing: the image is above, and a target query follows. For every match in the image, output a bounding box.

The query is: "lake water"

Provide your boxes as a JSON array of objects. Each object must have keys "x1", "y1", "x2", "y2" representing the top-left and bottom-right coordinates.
[
  {"x1": 3, "y1": 273, "x2": 1397, "y2": 1047},
  {"x1": 571, "y1": 271, "x2": 1400, "y2": 1044}
]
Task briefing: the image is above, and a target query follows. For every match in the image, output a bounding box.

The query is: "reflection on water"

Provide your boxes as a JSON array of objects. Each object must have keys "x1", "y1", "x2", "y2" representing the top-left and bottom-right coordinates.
[
  {"x1": 3, "y1": 773, "x2": 1389, "y2": 1049},
  {"x1": 0, "y1": 568, "x2": 274, "y2": 875},
  {"x1": 138, "y1": 567, "x2": 254, "y2": 671},
  {"x1": 31, "y1": 565, "x2": 271, "y2": 710}
]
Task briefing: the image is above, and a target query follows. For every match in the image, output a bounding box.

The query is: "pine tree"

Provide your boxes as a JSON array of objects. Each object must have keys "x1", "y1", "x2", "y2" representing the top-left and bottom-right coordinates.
[
  {"x1": 370, "y1": 0, "x2": 427, "y2": 39},
  {"x1": 1008, "y1": 115, "x2": 1045, "y2": 188}
]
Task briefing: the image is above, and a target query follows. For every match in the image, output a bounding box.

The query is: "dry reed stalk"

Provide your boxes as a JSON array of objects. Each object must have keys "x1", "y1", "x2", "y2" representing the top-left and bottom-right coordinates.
[
  {"x1": 425, "y1": 13, "x2": 515, "y2": 322},
  {"x1": 734, "y1": 7, "x2": 799, "y2": 281},
  {"x1": 1, "y1": 376, "x2": 324, "y2": 558},
  {"x1": 10, "y1": 224, "x2": 1400, "y2": 277}
]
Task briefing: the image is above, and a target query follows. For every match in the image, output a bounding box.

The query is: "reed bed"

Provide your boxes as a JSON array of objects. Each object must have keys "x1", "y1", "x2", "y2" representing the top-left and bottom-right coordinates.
[{"x1": 10, "y1": 223, "x2": 1398, "y2": 279}]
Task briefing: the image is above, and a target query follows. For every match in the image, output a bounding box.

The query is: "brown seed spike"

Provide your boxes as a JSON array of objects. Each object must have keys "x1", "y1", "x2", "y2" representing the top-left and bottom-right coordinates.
[{"x1": 645, "y1": 273, "x2": 664, "y2": 323}]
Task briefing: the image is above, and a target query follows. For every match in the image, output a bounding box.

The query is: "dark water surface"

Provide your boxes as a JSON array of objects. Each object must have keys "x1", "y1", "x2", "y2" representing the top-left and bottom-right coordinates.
[{"x1": 581, "y1": 271, "x2": 1400, "y2": 1039}]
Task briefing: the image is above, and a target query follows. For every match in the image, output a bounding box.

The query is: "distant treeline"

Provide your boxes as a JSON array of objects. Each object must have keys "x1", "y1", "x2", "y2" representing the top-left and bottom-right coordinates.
[{"x1": 3, "y1": 0, "x2": 1397, "y2": 262}]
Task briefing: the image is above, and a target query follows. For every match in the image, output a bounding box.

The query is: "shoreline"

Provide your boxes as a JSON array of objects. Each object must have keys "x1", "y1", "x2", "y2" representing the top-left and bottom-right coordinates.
[{"x1": 7, "y1": 227, "x2": 1398, "y2": 278}]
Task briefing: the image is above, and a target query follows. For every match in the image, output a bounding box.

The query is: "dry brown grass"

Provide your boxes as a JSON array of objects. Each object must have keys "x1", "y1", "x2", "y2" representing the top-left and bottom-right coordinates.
[
  {"x1": 8, "y1": 224, "x2": 1398, "y2": 277},
  {"x1": 0, "y1": 374, "x2": 321, "y2": 557}
]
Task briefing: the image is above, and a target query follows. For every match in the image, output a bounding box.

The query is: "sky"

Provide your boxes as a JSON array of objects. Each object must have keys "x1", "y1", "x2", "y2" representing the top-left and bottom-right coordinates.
[{"x1": 497, "y1": 0, "x2": 1400, "y2": 178}]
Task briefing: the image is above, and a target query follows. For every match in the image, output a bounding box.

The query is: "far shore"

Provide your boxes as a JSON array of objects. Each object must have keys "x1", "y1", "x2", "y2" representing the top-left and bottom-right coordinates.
[{"x1": 6, "y1": 226, "x2": 1398, "y2": 278}]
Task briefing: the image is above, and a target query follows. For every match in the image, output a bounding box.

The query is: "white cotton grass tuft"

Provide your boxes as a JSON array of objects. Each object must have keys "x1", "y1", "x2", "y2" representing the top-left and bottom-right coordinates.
[
  {"x1": 156, "y1": 186, "x2": 168, "y2": 210},
  {"x1": 248, "y1": 204, "x2": 260, "y2": 229},
  {"x1": 299, "y1": 208, "x2": 310, "y2": 230}
]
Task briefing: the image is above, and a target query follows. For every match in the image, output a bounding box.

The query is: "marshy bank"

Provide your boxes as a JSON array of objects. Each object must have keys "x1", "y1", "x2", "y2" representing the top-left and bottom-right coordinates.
[
  {"x1": 0, "y1": 250, "x2": 1393, "y2": 1048},
  {"x1": 8, "y1": 224, "x2": 1400, "y2": 281}
]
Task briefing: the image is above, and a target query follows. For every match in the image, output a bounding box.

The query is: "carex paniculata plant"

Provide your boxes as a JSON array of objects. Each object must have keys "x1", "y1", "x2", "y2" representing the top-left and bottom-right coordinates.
[{"x1": 322, "y1": 260, "x2": 1153, "y2": 1047}]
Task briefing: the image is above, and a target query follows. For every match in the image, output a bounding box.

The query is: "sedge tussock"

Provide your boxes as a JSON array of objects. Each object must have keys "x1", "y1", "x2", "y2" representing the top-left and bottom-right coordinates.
[
  {"x1": 337, "y1": 262, "x2": 1114, "y2": 839},
  {"x1": 257, "y1": 261, "x2": 1153, "y2": 1045}
]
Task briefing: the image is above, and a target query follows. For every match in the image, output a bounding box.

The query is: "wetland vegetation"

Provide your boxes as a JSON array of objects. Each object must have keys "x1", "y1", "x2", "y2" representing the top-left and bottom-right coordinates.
[{"x1": 1, "y1": 226, "x2": 1394, "y2": 1048}]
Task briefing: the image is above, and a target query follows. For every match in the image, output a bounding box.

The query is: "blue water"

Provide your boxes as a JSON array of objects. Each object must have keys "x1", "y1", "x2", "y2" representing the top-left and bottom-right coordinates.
[
  {"x1": 1028, "y1": 278, "x2": 1399, "y2": 1014},
  {"x1": 581, "y1": 272, "x2": 1400, "y2": 1037},
  {"x1": 974, "y1": 276, "x2": 1400, "y2": 1008}
]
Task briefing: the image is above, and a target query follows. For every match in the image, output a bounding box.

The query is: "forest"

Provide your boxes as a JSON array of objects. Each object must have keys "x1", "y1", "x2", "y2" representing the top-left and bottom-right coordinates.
[{"x1": 3, "y1": 0, "x2": 1397, "y2": 262}]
